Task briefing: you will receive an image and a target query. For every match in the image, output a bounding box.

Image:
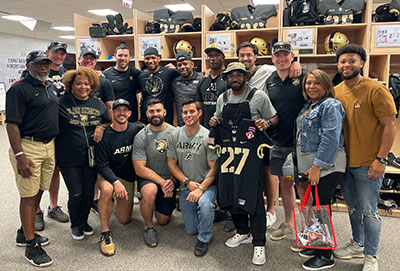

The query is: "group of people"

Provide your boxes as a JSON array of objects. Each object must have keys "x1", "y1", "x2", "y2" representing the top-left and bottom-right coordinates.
[{"x1": 6, "y1": 38, "x2": 396, "y2": 271}]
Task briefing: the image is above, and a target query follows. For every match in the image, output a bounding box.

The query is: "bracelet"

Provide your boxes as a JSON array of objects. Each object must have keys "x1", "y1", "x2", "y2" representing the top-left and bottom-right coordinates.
[
  {"x1": 113, "y1": 180, "x2": 120, "y2": 185},
  {"x1": 198, "y1": 185, "x2": 204, "y2": 192},
  {"x1": 267, "y1": 119, "x2": 273, "y2": 126},
  {"x1": 14, "y1": 151, "x2": 24, "y2": 157}
]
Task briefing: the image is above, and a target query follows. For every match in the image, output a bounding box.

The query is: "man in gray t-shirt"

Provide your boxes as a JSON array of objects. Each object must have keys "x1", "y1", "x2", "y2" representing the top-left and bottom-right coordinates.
[
  {"x1": 167, "y1": 99, "x2": 218, "y2": 257},
  {"x1": 132, "y1": 99, "x2": 176, "y2": 248}
]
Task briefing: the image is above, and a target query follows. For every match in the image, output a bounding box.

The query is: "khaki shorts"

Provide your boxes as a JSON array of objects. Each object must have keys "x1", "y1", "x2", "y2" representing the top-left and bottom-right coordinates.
[
  {"x1": 97, "y1": 175, "x2": 135, "y2": 202},
  {"x1": 9, "y1": 139, "x2": 55, "y2": 198}
]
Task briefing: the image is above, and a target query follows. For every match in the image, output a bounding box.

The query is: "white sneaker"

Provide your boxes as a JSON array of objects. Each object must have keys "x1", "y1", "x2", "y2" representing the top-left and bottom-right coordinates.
[
  {"x1": 266, "y1": 211, "x2": 277, "y2": 229},
  {"x1": 225, "y1": 233, "x2": 252, "y2": 248},
  {"x1": 362, "y1": 255, "x2": 378, "y2": 271},
  {"x1": 133, "y1": 196, "x2": 140, "y2": 205},
  {"x1": 333, "y1": 239, "x2": 364, "y2": 259},
  {"x1": 252, "y1": 246, "x2": 266, "y2": 265}
]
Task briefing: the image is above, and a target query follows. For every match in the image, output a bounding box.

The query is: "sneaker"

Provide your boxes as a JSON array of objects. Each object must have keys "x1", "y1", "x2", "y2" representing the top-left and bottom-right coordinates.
[
  {"x1": 144, "y1": 227, "x2": 158, "y2": 247},
  {"x1": 225, "y1": 233, "x2": 253, "y2": 248},
  {"x1": 270, "y1": 223, "x2": 294, "y2": 241},
  {"x1": 252, "y1": 246, "x2": 266, "y2": 265},
  {"x1": 134, "y1": 196, "x2": 140, "y2": 205},
  {"x1": 302, "y1": 255, "x2": 335, "y2": 270},
  {"x1": 71, "y1": 226, "x2": 84, "y2": 240},
  {"x1": 81, "y1": 222, "x2": 94, "y2": 236},
  {"x1": 194, "y1": 240, "x2": 208, "y2": 257},
  {"x1": 223, "y1": 212, "x2": 235, "y2": 232},
  {"x1": 35, "y1": 210, "x2": 45, "y2": 232},
  {"x1": 100, "y1": 231, "x2": 115, "y2": 256},
  {"x1": 16, "y1": 228, "x2": 49, "y2": 247},
  {"x1": 333, "y1": 239, "x2": 364, "y2": 259},
  {"x1": 362, "y1": 255, "x2": 378, "y2": 271},
  {"x1": 91, "y1": 200, "x2": 99, "y2": 214},
  {"x1": 300, "y1": 248, "x2": 318, "y2": 258},
  {"x1": 290, "y1": 240, "x2": 305, "y2": 253},
  {"x1": 47, "y1": 206, "x2": 69, "y2": 223},
  {"x1": 266, "y1": 211, "x2": 277, "y2": 229},
  {"x1": 25, "y1": 239, "x2": 53, "y2": 267}
]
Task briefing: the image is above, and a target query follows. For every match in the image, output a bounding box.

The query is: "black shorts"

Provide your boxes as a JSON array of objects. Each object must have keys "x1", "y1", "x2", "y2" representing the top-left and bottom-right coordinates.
[
  {"x1": 137, "y1": 178, "x2": 176, "y2": 216},
  {"x1": 263, "y1": 147, "x2": 270, "y2": 166}
]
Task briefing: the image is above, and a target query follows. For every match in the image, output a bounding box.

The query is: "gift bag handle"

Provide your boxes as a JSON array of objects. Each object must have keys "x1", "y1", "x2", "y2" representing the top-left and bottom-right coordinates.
[{"x1": 300, "y1": 184, "x2": 320, "y2": 211}]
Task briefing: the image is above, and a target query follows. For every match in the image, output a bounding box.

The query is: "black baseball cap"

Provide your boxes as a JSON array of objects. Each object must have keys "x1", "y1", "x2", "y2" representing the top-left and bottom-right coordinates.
[
  {"x1": 176, "y1": 51, "x2": 192, "y2": 61},
  {"x1": 272, "y1": 41, "x2": 293, "y2": 55},
  {"x1": 26, "y1": 50, "x2": 52, "y2": 64},
  {"x1": 112, "y1": 99, "x2": 131, "y2": 110},
  {"x1": 144, "y1": 47, "x2": 160, "y2": 57},
  {"x1": 48, "y1": 41, "x2": 67, "y2": 52},
  {"x1": 80, "y1": 47, "x2": 97, "y2": 58}
]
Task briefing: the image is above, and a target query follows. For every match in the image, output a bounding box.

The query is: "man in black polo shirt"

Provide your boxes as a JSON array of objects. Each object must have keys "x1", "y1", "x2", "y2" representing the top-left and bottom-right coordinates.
[
  {"x1": 103, "y1": 45, "x2": 141, "y2": 122},
  {"x1": 137, "y1": 47, "x2": 180, "y2": 125},
  {"x1": 6, "y1": 50, "x2": 58, "y2": 267},
  {"x1": 172, "y1": 51, "x2": 203, "y2": 126}
]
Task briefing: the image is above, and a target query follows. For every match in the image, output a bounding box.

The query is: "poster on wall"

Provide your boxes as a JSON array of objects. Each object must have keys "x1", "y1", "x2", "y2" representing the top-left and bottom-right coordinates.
[
  {"x1": 207, "y1": 33, "x2": 232, "y2": 54},
  {"x1": 0, "y1": 82, "x2": 5, "y2": 111},
  {"x1": 375, "y1": 26, "x2": 400, "y2": 47},
  {"x1": 78, "y1": 39, "x2": 98, "y2": 56},
  {"x1": 286, "y1": 29, "x2": 313, "y2": 49},
  {"x1": 140, "y1": 37, "x2": 161, "y2": 56}
]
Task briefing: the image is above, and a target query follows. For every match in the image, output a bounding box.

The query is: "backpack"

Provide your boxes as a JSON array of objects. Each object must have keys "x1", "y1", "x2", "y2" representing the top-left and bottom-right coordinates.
[
  {"x1": 389, "y1": 73, "x2": 400, "y2": 117},
  {"x1": 283, "y1": 0, "x2": 319, "y2": 26}
]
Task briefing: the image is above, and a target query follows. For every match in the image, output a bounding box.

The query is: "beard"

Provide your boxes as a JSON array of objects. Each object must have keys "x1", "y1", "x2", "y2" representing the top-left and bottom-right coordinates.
[
  {"x1": 29, "y1": 70, "x2": 49, "y2": 82},
  {"x1": 228, "y1": 80, "x2": 246, "y2": 92},
  {"x1": 340, "y1": 68, "x2": 361, "y2": 80},
  {"x1": 149, "y1": 115, "x2": 164, "y2": 126}
]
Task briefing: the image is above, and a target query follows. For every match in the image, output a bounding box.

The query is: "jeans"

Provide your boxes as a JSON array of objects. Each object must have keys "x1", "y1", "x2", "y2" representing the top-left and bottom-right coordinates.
[
  {"x1": 342, "y1": 166, "x2": 383, "y2": 257},
  {"x1": 179, "y1": 185, "x2": 216, "y2": 243}
]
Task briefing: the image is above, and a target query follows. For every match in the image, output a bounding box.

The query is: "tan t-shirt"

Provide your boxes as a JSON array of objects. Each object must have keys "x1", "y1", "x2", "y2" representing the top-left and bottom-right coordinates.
[{"x1": 335, "y1": 77, "x2": 397, "y2": 167}]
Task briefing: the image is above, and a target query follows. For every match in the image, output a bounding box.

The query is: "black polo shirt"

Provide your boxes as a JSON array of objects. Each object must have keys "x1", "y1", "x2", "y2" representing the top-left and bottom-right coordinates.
[
  {"x1": 92, "y1": 76, "x2": 115, "y2": 104},
  {"x1": 103, "y1": 66, "x2": 141, "y2": 122},
  {"x1": 22, "y1": 67, "x2": 67, "y2": 96},
  {"x1": 266, "y1": 70, "x2": 306, "y2": 147},
  {"x1": 195, "y1": 73, "x2": 227, "y2": 129},
  {"x1": 137, "y1": 66, "x2": 180, "y2": 124},
  {"x1": 6, "y1": 73, "x2": 59, "y2": 141}
]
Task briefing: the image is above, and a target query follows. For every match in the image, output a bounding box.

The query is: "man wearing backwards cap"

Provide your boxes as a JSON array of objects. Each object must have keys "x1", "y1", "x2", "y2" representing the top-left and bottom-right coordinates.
[
  {"x1": 6, "y1": 50, "x2": 58, "y2": 267},
  {"x1": 172, "y1": 51, "x2": 204, "y2": 126},
  {"x1": 95, "y1": 98, "x2": 143, "y2": 256},
  {"x1": 137, "y1": 47, "x2": 180, "y2": 125}
]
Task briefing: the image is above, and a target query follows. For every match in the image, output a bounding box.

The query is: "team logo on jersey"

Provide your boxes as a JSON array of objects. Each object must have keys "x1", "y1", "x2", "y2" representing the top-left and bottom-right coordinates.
[
  {"x1": 80, "y1": 115, "x2": 88, "y2": 122},
  {"x1": 246, "y1": 131, "x2": 254, "y2": 140},
  {"x1": 248, "y1": 126, "x2": 256, "y2": 132},
  {"x1": 145, "y1": 74, "x2": 164, "y2": 95},
  {"x1": 292, "y1": 78, "x2": 300, "y2": 86},
  {"x1": 208, "y1": 137, "x2": 215, "y2": 145},
  {"x1": 129, "y1": 76, "x2": 133, "y2": 80},
  {"x1": 155, "y1": 139, "x2": 167, "y2": 153},
  {"x1": 238, "y1": 198, "x2": 246, "y2": 206},
  {"x1": 232, "y1": 137, "x2": 237, "y2": 142},
  {"x1": 185, "y1": 153, "x2": 193, "y2": 160},
  {"x1": 354, "y1": 102, "x2": 361, "y2": 109}
]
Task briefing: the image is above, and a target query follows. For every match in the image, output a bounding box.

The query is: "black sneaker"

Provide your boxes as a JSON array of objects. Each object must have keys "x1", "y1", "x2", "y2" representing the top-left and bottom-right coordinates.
[
  {"x1": 48, "y1": 205, "x2": 69, "y2": 223},
  {"x1": 16, "y1": 228, "x2": 49, "y2": 247},
  {"x1": 91, "y1": 200, "x2": 99, "y2": 214},
  {"x1": 194, "y1": 240, "x2": 208, "y2": 257},
  {"x1": 144, "y1": 227, "x2": 158, "y2": 247},
  {"x1": 81, "y1": 223, "x2": 94, "y2": 236},
  {"x1": 71, "y1": 226, "x2": 84, "y2": 240},
  {"x1": 25, "y1": 239, "x2": 53, "y2": 267},
  {"x1": 299, "y1": 248, "x2": 318, "y2": 258},
  {"x1": 302, "y1": 255, "x2": 335, "y2": 270},
  {"x1": 35, "y1": 210, "x2": 45, "y2": 231}
]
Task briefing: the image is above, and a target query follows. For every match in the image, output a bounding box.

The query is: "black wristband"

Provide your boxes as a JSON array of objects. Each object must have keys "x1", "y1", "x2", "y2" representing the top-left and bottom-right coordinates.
[
  {"x1": 376, "y1": 156, "x2": 388, "y2": 165},
  {"x1": 184, "y1": 179, "x2": 190, "y2": 187}
]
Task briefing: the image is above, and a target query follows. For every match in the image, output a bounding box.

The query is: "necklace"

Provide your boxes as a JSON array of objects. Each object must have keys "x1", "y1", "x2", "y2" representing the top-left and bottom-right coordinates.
[{"x1": 342, "y1": 76, "x2": 362, "y2": 94}]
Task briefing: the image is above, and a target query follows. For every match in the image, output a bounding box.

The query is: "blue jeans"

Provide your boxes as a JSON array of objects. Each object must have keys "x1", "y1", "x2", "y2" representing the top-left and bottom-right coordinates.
[
  {"x1": 342, "y1": 166, "x2": 383, "y2": 257},
  {"x1": 179, "y1": 185, "x2": 216, "y2": 243}
]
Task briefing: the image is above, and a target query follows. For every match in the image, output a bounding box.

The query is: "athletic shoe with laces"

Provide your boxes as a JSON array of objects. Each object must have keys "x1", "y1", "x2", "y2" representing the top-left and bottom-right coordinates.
[
  {"x1": 252, "y1": 246, "x2": 266, "y2": 265},
  {"x1": 35, "y1": 210, "x2": 45, "y2": 231},
  {"x1": 16, "y1": 228, "x2": 49, "y2": 247},
  {"x1": 100, "y1": 231, "x2": 115, "y2": 256},
  {"x1": 333, "y1": 239, "x2": 364, "y2": 259},
  {"x1": 25, "y1": 239, "x2": 53, "y2": 267},
  {"x1": 266, "y1": 211, "x2": 277, "y2": 229},
  {"x1": 302, "y1": 254, "x2": 335, "y2": 270},
  {"x1": 71, "y1": 226, "x2": 84, "y2": 240},
  {"x1": 225, "y1": 233, "x2": 253, "y2": 248},
  {"x1": 270, "y1": 223, "x2": 294, "y2": 241},
  {"x1": 81, "y1": 222, "x2": 94, "y2": 236},
  {"x1": 300, "y1": 248, "x2": 318, "y2": 258},
  {"x1": 290, "y1": 240, "x2": 306, "y2": 252},
  {"x1": 362, "y1": 255, "x2": 378, "y2": 271},
  {"x1": 47, "y1": 205, "x2": 69, "y2": 223},
  {"x1": 144, "y1": 227, "x2": 158, "y2": 247},
  {"x1": 194, "y1": 239, "x2": 208, "y2": 257},
  {"x1": 91, "y1": 200, "x2": 99, "y2": 214}
]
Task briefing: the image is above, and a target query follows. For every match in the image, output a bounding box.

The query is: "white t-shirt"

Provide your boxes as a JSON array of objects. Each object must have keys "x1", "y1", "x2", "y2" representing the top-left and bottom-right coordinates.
[{"x1": 248, "y1": 64, "x2": 276, "y2": 94}]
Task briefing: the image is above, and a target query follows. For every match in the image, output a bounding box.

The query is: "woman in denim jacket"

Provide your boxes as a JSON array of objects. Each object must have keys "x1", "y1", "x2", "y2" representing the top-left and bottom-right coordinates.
[{"x1": 295, "y1": 69, "x2": 346, "y2": 271}]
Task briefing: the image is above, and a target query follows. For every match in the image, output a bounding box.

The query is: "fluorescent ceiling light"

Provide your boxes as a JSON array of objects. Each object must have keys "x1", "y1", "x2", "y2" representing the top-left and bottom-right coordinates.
[
  {"x1": 53, "y1": 26, "x2": 75, "y2": 31},
  {"x1": 1, "y1": 15, "x2": 35, "y2": 21},
  {"x1": 88, "y1": 9, "x2": 118, "y2": 16},
  {"x1": 251, "y1": 0, "x2": 280, "y2": 5},
  {"x1": 20, "y1": 20, "x2": 37, "y2": 31},
  {"x1": 59, "y1": 35, "x2": 75, "y2": 39},
  {"x1": 164, "y1": 4, "x2": 195, "y2": 12}
]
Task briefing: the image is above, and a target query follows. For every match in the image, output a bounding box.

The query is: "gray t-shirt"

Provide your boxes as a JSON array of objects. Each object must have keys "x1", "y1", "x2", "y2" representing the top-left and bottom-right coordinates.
[
  {"x1": 167, "y1": 125, "x2": 218, "y2": 186},
  {"x1": 248, "y1": 64, "x2": 276, "y2": 94},
  {"x1": 132, "y1": 123, "x2": 176, "y2": 179},
  {"x1": 215, "y1": 86, "x2": 277, "y2": 120}
]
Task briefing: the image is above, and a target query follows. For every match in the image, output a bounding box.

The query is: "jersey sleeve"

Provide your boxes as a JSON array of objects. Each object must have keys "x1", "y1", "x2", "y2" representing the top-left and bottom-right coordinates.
[
  {"x1": 166, "y1": 130, "x2": 178, "y2": 159},
  {"x1": 6, "y1": 85, "x2": 26, "y2": 124},
  {"x1": 95, "y1": 136, "x2": 119, "y2": 184},
  {"x1": 132, "y1": 129, "x2": 147, "y2": 161},
  {"x1": 256, "y1": 91, "x2": 277, "y2": 120},
  {"x1": 195, "y1": 79, "x2": 204, "y2": 102},
  {"x1": 372, "y1": 85, "x2": 397, "y2": 118},
  {"x1": 100, "y1": 77, "x2": 115, "y2": 102}
]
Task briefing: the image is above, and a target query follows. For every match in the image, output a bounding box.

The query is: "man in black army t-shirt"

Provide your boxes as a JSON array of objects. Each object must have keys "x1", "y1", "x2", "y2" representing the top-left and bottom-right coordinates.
[
  {"x1": 103, "y1": 45, "x2": 141, "y2": 122},
  {"x1": 137, "y1": 47, "x2": 180, "y2": 125}
]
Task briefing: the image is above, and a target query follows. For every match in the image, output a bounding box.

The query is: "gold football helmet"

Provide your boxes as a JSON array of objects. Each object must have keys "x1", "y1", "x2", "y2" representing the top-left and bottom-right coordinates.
[
  {"x1": 173, "y1": 40, "x2": 195, "y2": 57},
  {"x1": 324, "y1": 32, "x2": 349, "y2": 54},
  {"x1": 250, "y1": 37, "x2": 269, "y2": 56}
]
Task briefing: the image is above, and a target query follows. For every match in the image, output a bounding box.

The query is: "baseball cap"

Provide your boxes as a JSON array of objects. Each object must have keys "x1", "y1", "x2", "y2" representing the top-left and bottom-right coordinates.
[
  {"x1": 221, "y1": 62, "x2": 251, "y2": 80},
  {"x1": 80, "y1": 47, "x2": 97, "y2": 58},
  {"x1": 176, "y1": 51, "x2": 192, "y2": 61},
  {"x1": 272, "y1": 41, "x2": 293, "y2": 55},
  {"x1": 48, "y1": 41, "x2": 68, "y2": 52},
  {"x1": 26, "y1": 50, "x2": 52, "y2": 64},
  {"x1": 205, "y1": 43, "x2": 225, "y2": 56},
  {"x1": 112, "y1": 99, "x2": 131, "y2": 110},
  {"x1": 144, "y1": 47, "x2": 160, "y2": 57}
]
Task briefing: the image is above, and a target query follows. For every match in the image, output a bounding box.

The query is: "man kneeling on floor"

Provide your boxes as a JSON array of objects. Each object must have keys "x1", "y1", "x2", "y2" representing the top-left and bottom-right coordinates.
[{"x1": 95, "y1": 99, "x2": 143, "y2": 256}]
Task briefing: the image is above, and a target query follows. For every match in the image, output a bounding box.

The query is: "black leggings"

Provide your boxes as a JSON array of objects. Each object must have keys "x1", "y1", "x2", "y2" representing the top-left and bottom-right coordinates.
[{"x1": 59, "y1": 166, "x2": 97, "y2": 228}]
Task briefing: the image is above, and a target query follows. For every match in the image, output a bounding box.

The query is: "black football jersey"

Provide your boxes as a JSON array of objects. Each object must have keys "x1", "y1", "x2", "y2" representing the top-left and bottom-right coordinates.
[{"x1": 209, "y1": 118, "x2": 273, "y2": 214}]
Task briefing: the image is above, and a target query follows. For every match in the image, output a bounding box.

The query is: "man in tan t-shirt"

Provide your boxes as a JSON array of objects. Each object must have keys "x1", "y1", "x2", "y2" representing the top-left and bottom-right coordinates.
[{"x1": 333, "y1": 44, "x2": 396, "y2": 271}]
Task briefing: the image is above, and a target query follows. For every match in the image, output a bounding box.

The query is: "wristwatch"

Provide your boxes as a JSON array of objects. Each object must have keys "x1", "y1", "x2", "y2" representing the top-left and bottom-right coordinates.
[
  {"x1": 376, "y1": 156, "x2": 388, "y2": 166},
  {"x1": 184, "y1": 179, "x2": 190, "y2": 187}
]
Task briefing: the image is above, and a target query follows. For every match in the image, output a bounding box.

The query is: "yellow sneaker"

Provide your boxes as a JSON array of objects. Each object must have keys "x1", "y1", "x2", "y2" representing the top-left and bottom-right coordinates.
[{"x1": 100, "y1": 231, "x2": 115, "y2": 256}]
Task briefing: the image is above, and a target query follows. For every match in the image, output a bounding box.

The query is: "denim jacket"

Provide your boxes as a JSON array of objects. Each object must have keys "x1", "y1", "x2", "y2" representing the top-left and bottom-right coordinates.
[{"x1": 297, "y1": 97, "x2": 345, "y2": 169}]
